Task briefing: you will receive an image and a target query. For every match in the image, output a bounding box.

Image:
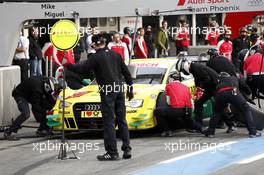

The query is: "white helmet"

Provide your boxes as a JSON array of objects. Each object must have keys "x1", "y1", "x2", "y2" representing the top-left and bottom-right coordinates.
[
  {"x1": 175, "y1": 58, "x2": 191, "y2": 75},
  {"x1": 44, "y1": 77, "x2": 63, "y2": 93}
]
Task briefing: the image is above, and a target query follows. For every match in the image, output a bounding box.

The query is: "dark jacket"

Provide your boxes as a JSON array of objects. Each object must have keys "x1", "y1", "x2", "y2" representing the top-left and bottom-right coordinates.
[
  {"x1": 190, "y1": 62, "x2": 218, "y2": 92},
  {"x1": 232, "y1": 36, "x2": 250, "y2": 70},
  {"x1": 12, "y1": 76, "x2": 55, "y2": 114},
  {"x1": 68, "y1": 48, "x2": 133, "y2": 92},
  {"x1": 144, "y1": 33, "x2": 155, "y2": 53},
  {"x1": 216, "y1": 76, "x2": 252, "y2": 96},
  {"x1": 73, "y1": 36, "x2": 85, "y2": 55},
  {"x1": 207, "y1": 55, "x2": 237, "y2": 76},
  {"x1": 28, "y1": 36, "x2": 43, "y2": 60}
]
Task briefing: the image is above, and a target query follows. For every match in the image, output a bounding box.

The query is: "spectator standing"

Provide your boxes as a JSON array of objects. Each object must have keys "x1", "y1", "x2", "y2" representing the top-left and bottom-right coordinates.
[
  {"x1": 217, "y1": 30, "x2": 233, "y2": 62},
  {"x1": 73, "y1": 33, "x2": 85, "y2": 63},
  {"x1": 86, "y1": 25, "x2": 98, "y2": 58},
  {"x1": 108, "y1": 32, "x2": 129, "y2": 62},
  {"x1": 232, "y1": 27, "x2": 250, "y2": 72},
  {"x1": 156, "y1": 20, "x2": 169, "y2": 57},
  {"x1": 144, "y1": 26, "x2": 155, "y2": 58},
  {"x1": 134, "y1": 28, "x2": 148, "y2": 58},
  {"x1": 205, "y1": 21, "x2": 219, "y2": 46},
  {"x1": 13, "y1": 32, "x2": 30, "y2": 82},
  {"x1": 175, "y1": 19, "x2": 190, "y2": 55},
  {"x1": 28, "y1": 27, "x2": 43, "y2": 76},
  {"x1": 122, "y1": 27, "x2": 132, "y2": 57}
]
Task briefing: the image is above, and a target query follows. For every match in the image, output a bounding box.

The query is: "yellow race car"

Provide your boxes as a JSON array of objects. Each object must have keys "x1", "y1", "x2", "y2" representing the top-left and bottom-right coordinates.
[{"x1": 47, "y1": 58, "x2": 198, "y2": 131}]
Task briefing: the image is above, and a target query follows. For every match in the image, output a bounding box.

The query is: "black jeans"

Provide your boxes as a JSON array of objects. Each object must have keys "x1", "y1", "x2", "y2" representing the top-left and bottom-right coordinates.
[
  {"x1": 12, "y1": 59, "x2": 29, "y2": 82},
  {"x1": 100, "y1": 92, "x2": 131, "y2": 155},
  {"x1": 9, "y1": 95, "x2": 50, "y2": 133},
  {"x1": 208, "y1": 91, "x2": 256, "y2": 135},
  {"x1": 148, "y1": 50, "x2": 155, "y2": 58},
  {"x1": 154, "y1": 107, "x2": 202, "y2": 132},
  {"x1": 194, "y1": 91, "x2": 214, "y2": 125}
]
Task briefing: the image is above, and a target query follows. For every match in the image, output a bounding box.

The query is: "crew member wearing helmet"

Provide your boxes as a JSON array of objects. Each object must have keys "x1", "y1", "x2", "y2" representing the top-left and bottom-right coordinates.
[
  {"x1": 154, "y1": 73, "x2": 203, "y2": 137},
  {"x1": 207, "y1": 48, "x2": 237, "y2": 76},
  {"x1": 204, "y1": 72, "x2": 261, "y2": 138},
  {"x1": 243, "y1": 45, "x2": 264, "y2": 99},
  {"x1": 175, "y1": 58, "x2": 218, "y2": 126},
  {"x1": 216, "y1": 30, "x2": 233, "y2": 62},
  {"x1": 232, "y1": 27, "x2": 251, "y2": 72},
  {"x1": 4, "y1": 76, "x2": 62, "y2": 141}
]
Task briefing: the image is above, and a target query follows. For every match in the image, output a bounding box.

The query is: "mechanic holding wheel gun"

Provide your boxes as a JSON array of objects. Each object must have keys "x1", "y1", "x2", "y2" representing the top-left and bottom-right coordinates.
[
  {"x1": 4, "y1": 76, "x2": 62, "y2": 141},
  {"x1": 68, "y1": 34, "x2": 134, "y2": 161},
  {"x1": 175, "y1": 58, "x2": 218, "y2": 126},
  {"x1": 154, "y1": 73, "x2": 203, "y2": 137},
  {"x1": 175, "y1": 58, "x2": 236, "y2": 132},
  {"x1": 204, "y1": 72, "x2": 261, "y2": 138}
]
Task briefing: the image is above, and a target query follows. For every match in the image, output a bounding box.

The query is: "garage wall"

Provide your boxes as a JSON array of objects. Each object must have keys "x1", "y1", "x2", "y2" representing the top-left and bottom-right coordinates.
[{"x1": 0, "y1": 66, "x2": 20, "y2": 126}]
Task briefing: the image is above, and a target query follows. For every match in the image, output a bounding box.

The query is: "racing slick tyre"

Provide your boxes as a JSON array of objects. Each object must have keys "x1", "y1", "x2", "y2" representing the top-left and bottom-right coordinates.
[
  {"x1": 156, "y1": 92, "x2": 168, "y2": 108},
  {"x1": 155, "y1": 92, "x2": 184, "y2": 130},
  {"x1": 231, "y1": 102, "x2": 264, "y2": 131}
]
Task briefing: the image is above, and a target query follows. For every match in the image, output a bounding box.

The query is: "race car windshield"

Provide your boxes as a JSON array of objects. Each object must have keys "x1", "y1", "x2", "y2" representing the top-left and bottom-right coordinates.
[{"x1": 133, "y1": 67, "x2": 167, "y2": 84}]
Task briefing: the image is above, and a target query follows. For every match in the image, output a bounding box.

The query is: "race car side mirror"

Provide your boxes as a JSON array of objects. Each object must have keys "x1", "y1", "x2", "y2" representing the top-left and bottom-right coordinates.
[{"x1": 127, "y1": 65, "x2": 137, "y2": 79}]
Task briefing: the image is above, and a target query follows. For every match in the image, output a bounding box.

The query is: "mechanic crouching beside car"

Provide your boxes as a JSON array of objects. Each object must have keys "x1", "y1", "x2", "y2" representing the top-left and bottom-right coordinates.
[
  {"x1": 154, "y1": 73, "x2": 203, "y2": 137},
  {"x1": 4, "y1": 76, "x2": 62, "y2": 141}
]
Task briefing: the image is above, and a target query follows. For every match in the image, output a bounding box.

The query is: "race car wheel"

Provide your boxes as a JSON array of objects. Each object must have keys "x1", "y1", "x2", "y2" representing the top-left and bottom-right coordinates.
[{"x1": 156, "y1": 92, "x2": 168, "y2": 108}]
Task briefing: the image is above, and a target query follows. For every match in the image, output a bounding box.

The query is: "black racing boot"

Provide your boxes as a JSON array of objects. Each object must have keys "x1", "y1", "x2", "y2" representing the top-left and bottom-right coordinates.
[
  {"x1": 123, "y1": 148, "x2": 132, "y2": 159},
  {"x1": 4, "y1": 128, "x2": 20, "y2": 141},
  {"x1": 226, "y1": 126, "x2": 237, "y2": 134},
  {"x1": 36, "y1": 130, "x2": 53, "y2": 137},
  {"x1": 97, "y1": 153, "x2": 120, "y2": 161},
  {"x1": 249, "y1": 132, "x2": 262, "y2": 138},
  {"x1": 203, "y1": 129, "x2": 215, "y2": 138}
]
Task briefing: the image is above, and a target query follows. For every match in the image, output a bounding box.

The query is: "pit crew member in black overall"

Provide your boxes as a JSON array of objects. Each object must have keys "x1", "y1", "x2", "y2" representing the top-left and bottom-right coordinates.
[
  {"x1": 207, "y1": 48, "x2": 253, "y2": 103},
  {"x1": 154, "y1": 73, "x2": 203, "y2": 137},
  {"x1": 207, "y1": 48, "x2": 237, "y2": 76},
  {"x1": 176, "y1": 58, "x2": 218, "y2": 126},
  {"x1": 204, "y1": 72, "x2": 261, "y2": 138},
  {"x1": 68, "y1": 34, "x2": 134, "y2": 161},
  {"x1": 4, "y1": 76, "x2": 61, "y2": 141}
]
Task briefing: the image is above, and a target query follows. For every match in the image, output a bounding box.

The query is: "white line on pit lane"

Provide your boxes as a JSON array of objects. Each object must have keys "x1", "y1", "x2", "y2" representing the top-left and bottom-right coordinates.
[
  {"x1": 159, "y1": 141, "x2": 237, "y2": 164},
  {"x1": 236, "y1": 153, "x2": 264, "y2": 164}
]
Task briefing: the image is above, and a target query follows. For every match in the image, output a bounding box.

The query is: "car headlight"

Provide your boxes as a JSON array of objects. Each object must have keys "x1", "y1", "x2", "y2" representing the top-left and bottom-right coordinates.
[
  {"x1": 59, "y1": 101, "x2": 72, "y2": 109},
  {"x1": 126, "y1": 99, "x2": 144, "y2": 108}
]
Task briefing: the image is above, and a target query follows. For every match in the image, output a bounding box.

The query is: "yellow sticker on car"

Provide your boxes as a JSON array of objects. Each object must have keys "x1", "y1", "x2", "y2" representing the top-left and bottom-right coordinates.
[{"x1": 81, "y1": 111, "x2": 102, "y2": 118}]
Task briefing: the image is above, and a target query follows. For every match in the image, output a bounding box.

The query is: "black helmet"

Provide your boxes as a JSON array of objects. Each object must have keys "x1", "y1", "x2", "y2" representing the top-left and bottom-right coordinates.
[
  {"x1": 217, "y1": 72, "x2": 230, "y2": 82},
  {"x1": 249, "y1": 44, "x2": 263, "y2": 56},
  {"x1": 123, "y1": 27, "x2": 131, "y2": 35},
  {"x1": 169, "y1": 72, "x2": 181, "y2": 81},
  {"x1": 238, "y1": 49, "x2": 249, "y2": 61},
  {"x1": 207, "y1": 48, "x2": 219, "y2": 58},
  {"x1": 91, "y1": 34, "x2": 106, "y2": 46},
  {"x1": 250, "y1": 33, "x2": 259, "y2": 42}
]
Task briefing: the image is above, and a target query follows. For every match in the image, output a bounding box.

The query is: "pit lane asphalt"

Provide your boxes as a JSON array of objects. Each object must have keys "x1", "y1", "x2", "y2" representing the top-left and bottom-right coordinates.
[
  {"x1": 1, "y1": 100, "x2": 264, "y2": 175},
  {"x1": 0, "y1": 124, "x2": 263, "y2": 175}
]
